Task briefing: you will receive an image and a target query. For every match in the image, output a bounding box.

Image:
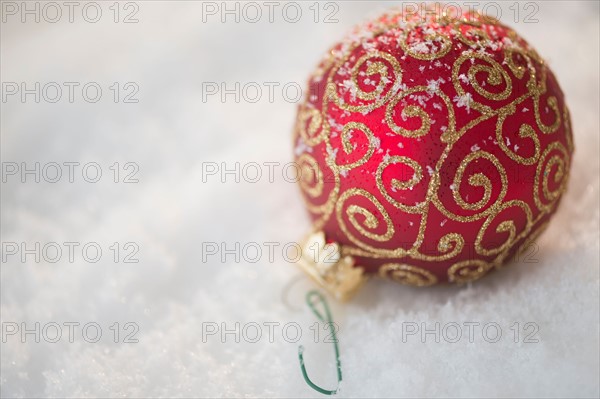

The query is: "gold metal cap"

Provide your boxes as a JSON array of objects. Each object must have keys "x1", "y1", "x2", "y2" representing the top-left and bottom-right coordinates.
[{"x1": 295, "y1": 231, "x2": 368, "y2": 301}]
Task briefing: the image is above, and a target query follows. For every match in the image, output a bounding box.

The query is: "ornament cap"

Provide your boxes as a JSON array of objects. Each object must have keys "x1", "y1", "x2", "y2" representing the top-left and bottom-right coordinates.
[{"x1": 295, "y1": 231, "x2": 368, "y2": 301}]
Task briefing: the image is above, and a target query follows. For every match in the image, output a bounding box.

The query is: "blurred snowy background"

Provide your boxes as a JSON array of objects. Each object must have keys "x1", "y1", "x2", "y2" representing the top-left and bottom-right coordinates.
[{"x1": 1, "y1": 1, "x2": 599, "y2": 397}]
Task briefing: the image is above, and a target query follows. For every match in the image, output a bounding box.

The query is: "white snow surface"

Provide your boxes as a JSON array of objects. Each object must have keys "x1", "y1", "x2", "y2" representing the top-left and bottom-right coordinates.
[{"x1": 1, "y1": 2, "x2": 599, "y2": 397}]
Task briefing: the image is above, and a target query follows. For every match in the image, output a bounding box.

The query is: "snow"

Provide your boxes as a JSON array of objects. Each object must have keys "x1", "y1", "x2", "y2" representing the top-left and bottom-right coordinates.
[
  {"x1": 1, "y1": 1, "x2": 599, "y2": 398},
  {"x1": 453, "y1": 93, "x2": 473, "y2": 114}
]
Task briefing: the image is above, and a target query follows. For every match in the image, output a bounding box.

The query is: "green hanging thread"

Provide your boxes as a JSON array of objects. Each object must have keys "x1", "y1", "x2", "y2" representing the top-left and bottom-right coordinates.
[{"x1": 298, "y1": 290, "x2": 342, "y2": 395}]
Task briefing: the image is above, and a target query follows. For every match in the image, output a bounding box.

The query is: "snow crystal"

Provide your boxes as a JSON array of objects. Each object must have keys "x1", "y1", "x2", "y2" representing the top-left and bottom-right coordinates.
[{"x1": 453, "y1": 93, "x2": 473, "y2": 113}]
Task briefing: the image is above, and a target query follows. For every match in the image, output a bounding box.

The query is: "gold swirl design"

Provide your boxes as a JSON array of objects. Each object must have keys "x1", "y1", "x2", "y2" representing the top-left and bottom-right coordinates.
[
  {"x1": 448, "y1": 259, "x2": 493, "y2": 283},
  {"x1": 327, "y1": 50, "x2": 402, "y2": 113},
  {"x1": 452, "y1": 52, "x2": 513, "y2": 113},
  {"x1": 419, "y1": 232, "x2": 465, "y2": 262},
  {"x1": 504, "y1": 30, "x2": 542, "y2": 84},
  {"x1": 534, "y1": 142, "x2": 570, "y2": 213},
  {"x1": 341, "y1": 229, "x2": 464, "y2": 262},
  {"x1": 504, "y1": 48, "x2": 527, "y2": 80},
  {"x1": 526, "y1": 51, "x2": 547, "y2": 93},
  {"x1": 297, "y1": 152, "x2": 340, "y2": 231},
  {"x1": 385, "y1": 86, "x2": 457, "y2": 141},
  {"x1": 445, "y1": 151, "x2": 509, "y2": 218},
  {"x1": 297, "y1": 153, "x2": 323, "y2": 199},
  {"x1": 332, "y1": 122, "x2": 376, "y2": 171},
  {"x1": 375, "y1": 155, "x2": 425, "y2": 213},
  {"x1": 533, "y1": 94, "x2": 561, "y2": 134},
  {"x1": 399, "y1": 27, "x2": 452, "y2": 61},
  {"x1": 336, "y1": 188, "x2": 395, "y2": 244},
  {"x1": 457, "y1": 26, "x2": 490, "y2": 48},
  {"x1": 496, "y1": 106, "x2": 541, "y2": 165},
  {"x1": 475, "y1": 200, "x2": 533, "y2": 257},
  {"x1": 564, "y1": 105, "x2": 574, "y2": 152},
  {"x1": 379, "y1": 263, "x2": 438, "y2": 287},
  {"x1": 297, "y1": 105, "x2": 328, "y2": 146},
  {"x1": 522, "y1": 47, "x2": 560, "y2": 135}
]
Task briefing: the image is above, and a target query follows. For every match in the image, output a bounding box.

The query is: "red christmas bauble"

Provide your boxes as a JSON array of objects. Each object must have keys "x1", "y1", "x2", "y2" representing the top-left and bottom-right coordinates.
[{"x1": 292, "y1": 7, "x2": 573, "y2": 294}]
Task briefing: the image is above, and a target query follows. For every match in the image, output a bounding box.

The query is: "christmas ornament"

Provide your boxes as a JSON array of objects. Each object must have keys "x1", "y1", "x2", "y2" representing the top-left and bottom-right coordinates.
[{"x1": 292, "y1": 6, "x2": 573, "y2": 299}]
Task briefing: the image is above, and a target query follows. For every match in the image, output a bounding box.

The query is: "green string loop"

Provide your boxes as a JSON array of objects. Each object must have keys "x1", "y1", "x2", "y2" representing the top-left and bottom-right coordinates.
[{"x1": 297, "y1": 290, "x2": 342, "y2": 396}]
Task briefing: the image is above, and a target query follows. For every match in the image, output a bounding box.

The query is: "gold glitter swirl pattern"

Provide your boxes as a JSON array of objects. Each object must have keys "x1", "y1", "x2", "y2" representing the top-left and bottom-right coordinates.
[
  {"x1": 332, "y1": 122, "x2": 376, "y2": 171},
  {"x1": 297, "y1": 153, "x2": 324, "y2": 199},
  {"x1": 534, "y1": 95, "x2": 561, "y2": 134},
  {"x1": 417, "y1": 232, "x2": 465, "y2": 262},
  {"x1": 452, "y1": 51, "x2": 513, "y2": 114},
  {"x1": 457, "y1": 26, "x2": 490, "y2": 48},
  {"x1": 340, "y1": 227, "x2": 465, "y2": 262},
  {"x1": 385, "y1": 86, "x2": 457, "y2": 140},
  {"x1": 399, "y1": 26, "x2": 452, "y2": 61},
  {"x1": 336, "y1": 188, "x2": 395, "y2": 244},
  {"x1": 563, "y1": 105, "x2": 574, "y2": 152},
  {"x1": 432, "y1": 150, "x2": 508, "y2": 222},
  {"x1": 379, "y1": 263, "x2": 438, "y2": 287},
  {"x1": 496, "y1": 106, "x2": 541, "y2": 165},
  {"x1": 296, "y1": 152, "x2": 340, "y2": 231},
  {"x1": 327, "y1": 50, "x2": 403, "y2": 113},
  {"x1": 376, "y1": 155, "x2": 425, "y2": 213},
  {"x1": 504, "y1": 48, "x2": 527, "y2": 80},
  {"x1": 448, "y1": 259, "x2": 493, "y2": 283},
  {"x1": 534, "y1": 142, "x2": 570, "y2": 213},
  {"x1": 296, "y1": 105, "x2": 328, "y2": 147},
  {"x1": 474, "y1": 200, "x2": 533, "y2": 257}
]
